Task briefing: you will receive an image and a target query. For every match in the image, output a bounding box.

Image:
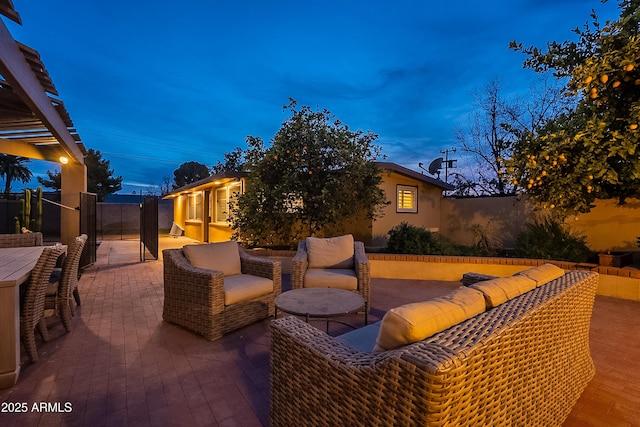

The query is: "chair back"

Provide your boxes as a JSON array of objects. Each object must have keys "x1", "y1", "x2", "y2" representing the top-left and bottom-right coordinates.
[
  {"x1": 22, "y1": 246, "x2": 66, "y2": 327},
  {"x1": 0, "y1": 232, "x2": 43, "y2": 248},
  {"x1": 57, "y1": 235, "x2": 87, "y2": 302}
]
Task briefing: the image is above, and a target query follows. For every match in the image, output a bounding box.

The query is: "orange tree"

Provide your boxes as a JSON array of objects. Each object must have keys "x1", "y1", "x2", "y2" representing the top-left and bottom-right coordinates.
[
  {"x1": 508, "y1": 0, "x2": 640, "y2": 214},
  {"x1": 231, "y1": 99, "x2": 388, "y2": 247}
]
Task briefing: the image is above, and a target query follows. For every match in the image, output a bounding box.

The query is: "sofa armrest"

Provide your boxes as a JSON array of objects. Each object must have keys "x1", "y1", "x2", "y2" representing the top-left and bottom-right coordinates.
[
  {"x1": 291, "y1": 240, "x2": 309, "y2": 290},
  {"x1": 271, "y1": 316, "x2": 435, "y2": 426},
  {"x1": 239, "y1": 249, "x2": 282, "y2": 296}
]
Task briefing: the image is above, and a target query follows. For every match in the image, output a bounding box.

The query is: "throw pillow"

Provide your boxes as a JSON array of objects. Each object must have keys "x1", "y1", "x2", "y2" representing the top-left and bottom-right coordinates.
[
  {"x1": 306, "y1": 234, "x2": 355, "y2": 269},
  {"x1": 470, "y1": 275, "x2": 537, "y2": 309},
  {"x1": 182, "y1": 241, "x2": 242, "y2": 276},
  {"x1": 374, "y1": 286, "x2": 486, "y2": 352},
  {"x1": 513, "y1": 263, "x2": 565, "y2": 287}
]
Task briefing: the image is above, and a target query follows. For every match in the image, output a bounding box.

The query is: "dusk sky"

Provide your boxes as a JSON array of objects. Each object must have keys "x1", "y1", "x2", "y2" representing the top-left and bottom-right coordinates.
[{"x1": 5, "y1": 0, "x2": 620, "y2": 194}]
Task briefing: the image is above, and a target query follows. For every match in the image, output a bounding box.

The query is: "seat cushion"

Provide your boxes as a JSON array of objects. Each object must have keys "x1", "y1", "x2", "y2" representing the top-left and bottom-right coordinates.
[
  {"x1": 182, "y1": 241, "x2": 241, "y2": 276},
  {"x1": 336, "y1": 322, "x2": 381, "y2": 353},
  {"x1": 306, "y1": 235, "x2": 354, "y2": 269},
  {"x1": 223, "y1": 274, "x2": 273, "y2": 306},
  {"x1": 304, "y1": 268, "x2": 358, "y2": 291},
  {"x1": 470, "y1": 275, "x2": 537, "y2": 309},
  {"x1": 513, "y1": 263, "x2": 565, "y2": 287},
  {"x1": 374, "y1": 286, "x2": 486, "y2": 352}
]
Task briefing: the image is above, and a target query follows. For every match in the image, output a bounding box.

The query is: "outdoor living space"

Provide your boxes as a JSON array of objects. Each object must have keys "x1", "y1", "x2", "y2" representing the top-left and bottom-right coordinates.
[{"x1": 0, "y1": 237, "x2": 638, "y2": 426}]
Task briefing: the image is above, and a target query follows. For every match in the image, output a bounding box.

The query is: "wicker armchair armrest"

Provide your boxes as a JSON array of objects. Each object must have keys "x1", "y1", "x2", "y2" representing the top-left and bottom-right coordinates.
[
  {"x1": 354, "y1": 241, "x2": 371, "y2": 305},
  {"x1": 162, "y1": 249, "x2": 225, "y2": 313},
  {"x1": 239, "y1": 249, "x2": 282, "y2": 295},
  {"x1": 291, "y1": 240, "x2": 309, "y2": 290}
]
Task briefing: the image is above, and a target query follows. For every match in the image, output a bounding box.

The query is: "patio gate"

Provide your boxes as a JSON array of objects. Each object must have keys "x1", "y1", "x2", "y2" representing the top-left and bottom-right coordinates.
[
  {"x1": 80, "y1": 192, "x2": 97, "y2": 267},
  {"x1": 140, "y1": 195, "x2": 158, "y2": 261}
]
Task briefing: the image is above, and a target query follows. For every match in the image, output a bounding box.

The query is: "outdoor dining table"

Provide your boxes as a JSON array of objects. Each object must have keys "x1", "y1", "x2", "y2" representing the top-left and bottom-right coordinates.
[{"x1": 0, "y1": 246, "x2": 52, "y2": 389}]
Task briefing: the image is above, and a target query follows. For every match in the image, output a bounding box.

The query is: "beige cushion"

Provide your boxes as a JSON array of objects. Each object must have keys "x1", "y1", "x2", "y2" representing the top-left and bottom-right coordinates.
[
  {"x1": 470, "y1": 276, "x2": 537, "y2": 309},
  {"x1": 306, "y1": 235, "x2": 355, "y2": 269},
  {"x1": 182, "y1": 241, "x2": 241, "y2": 276},
  {"x1": 223, "y1": 274, "x2": 273, "y2": 305},
  {"x1": 304, "y1": 269, "x2": 358, "y2": 291},
  {"x1": 374, "y1": 286, "x2": 486, "y2": 352},
  {"x1": 514, "y1": 263, "x2": 565, "y2": 287}
]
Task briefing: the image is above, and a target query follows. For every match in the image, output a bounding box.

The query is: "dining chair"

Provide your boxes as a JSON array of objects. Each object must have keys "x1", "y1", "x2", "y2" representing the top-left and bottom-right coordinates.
[
  {"x1": 45, "y1": 235, "x2": 87, "y2": 332},
  {"x1": 20, "y1": 245, "x2": 66, "y2": 363}
]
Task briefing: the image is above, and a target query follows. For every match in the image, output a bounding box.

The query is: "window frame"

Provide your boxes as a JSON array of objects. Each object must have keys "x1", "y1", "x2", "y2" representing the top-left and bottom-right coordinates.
[
  {"x1": 187, "y1": 192, "x2": 203, "y2": 221},
  {"x1": 211, "y1": 182, "x2": 242, "y2": 225},
  {"x1": 396, "y1": 184, "x2": 418, "y2": 213}
]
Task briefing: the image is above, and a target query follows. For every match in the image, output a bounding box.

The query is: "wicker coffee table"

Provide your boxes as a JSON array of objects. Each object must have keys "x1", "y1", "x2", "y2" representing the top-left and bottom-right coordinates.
[{"x1": 275, "y1": 288, "x2": 367, "y2": 332}]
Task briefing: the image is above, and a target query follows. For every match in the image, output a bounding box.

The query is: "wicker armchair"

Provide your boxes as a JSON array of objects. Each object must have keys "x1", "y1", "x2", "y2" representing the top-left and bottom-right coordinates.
[
  {"x1": 163, "y1": 244, "x2": 282, "y2": 341},
  {"x1": 271, "y1": 270, "x2": 598, "y2": 427},
  {"x1": 0, "y1": 232, "x2": 43, "y2": 248},
  {"x1": 291, "y1": 236, "x2": 370, "y2": 310},
  {"x1": 45, "y1": 235, "x2": 87, "y2": 332},
  {"x1": 20, "y1": 245, "x2": 66, "y2": 362}
]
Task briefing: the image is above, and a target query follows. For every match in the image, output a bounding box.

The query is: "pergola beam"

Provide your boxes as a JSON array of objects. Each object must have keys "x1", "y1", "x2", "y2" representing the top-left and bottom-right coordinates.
[{"x1": 0, "y1": 19, "x2": 83, "y2": 164}]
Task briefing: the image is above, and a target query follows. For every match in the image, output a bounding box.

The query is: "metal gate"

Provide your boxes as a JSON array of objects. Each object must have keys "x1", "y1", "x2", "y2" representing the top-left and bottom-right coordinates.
[
  {"x1": 80, "y1": 192, "x2": 97, "y2": 267},
  {"x1": 140, "y1": 196, "x2": 158, "y2": 260}
]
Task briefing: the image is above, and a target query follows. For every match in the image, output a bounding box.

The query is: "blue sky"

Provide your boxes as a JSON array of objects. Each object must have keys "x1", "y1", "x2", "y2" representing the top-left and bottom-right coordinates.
[{"x1": 5, "y1": 0, "x2": 620, "y2": 194}]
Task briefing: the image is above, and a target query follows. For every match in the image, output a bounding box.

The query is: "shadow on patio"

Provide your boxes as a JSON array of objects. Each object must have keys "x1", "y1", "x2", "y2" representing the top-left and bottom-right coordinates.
[{"x1": 1, "y1": 238, "x2": 639, "y2": 426}]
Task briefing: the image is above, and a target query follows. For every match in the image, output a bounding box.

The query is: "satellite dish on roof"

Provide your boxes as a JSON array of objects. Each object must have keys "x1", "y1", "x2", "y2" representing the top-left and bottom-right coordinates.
[{"x1": 428, "y1": 157, "x2": 443, "y2": 176}]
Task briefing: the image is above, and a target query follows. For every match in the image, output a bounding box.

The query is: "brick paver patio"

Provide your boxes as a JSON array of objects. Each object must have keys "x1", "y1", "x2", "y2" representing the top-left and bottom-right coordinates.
[{"x1": 1, "y1": 238, "x2": 639, "y2": 426}]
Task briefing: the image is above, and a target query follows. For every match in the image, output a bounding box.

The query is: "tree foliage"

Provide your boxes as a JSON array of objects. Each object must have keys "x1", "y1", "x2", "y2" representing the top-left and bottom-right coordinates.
[
  {"x1": 0, "y1": 154, "x2": 32, "y2": 196},
  {"x1": 211, "y1": 147, "x2": 245, "y2": 174},
  {"x1": 508, "y1": 0, "x2": 640, "y2": 213},
  {"x1": 37, "y1": 169, "x2": 61, "y2": 191},
  {"x1": 173, "y1": 161, "x2": 210, "y2": 189},
  {"x1": 454, "y1": 77, "x2": 569, "y2": 196},
  {"x1": 85, "y1": 149, "x2": 123, "y2": 201},
  {"x1": 231, "y1": 100, "x2": 388, "y2": 247}
]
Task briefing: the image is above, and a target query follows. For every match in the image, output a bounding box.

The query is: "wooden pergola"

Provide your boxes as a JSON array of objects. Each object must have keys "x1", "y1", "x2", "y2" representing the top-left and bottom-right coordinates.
[{"x1": 0, "y1": 0, "x2": 87, "y2": 244}]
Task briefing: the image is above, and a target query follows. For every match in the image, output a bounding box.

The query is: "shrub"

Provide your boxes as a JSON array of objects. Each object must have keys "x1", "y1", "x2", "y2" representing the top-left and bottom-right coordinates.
[
  {"x1": 386, "y1": 222, "x2": 458, "y2": 255},
  {"x1": 514, "y1": 218, "x2": 593, "y2": 262}
]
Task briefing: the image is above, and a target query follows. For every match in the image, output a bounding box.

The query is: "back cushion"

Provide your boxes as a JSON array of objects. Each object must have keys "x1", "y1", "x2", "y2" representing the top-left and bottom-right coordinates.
[
  {"x1": 470, "y1": 275, "x2": 537, "y2": 309},
  {"x1": 513, "y1": 263, "x2": 565, "y2": 287},
  {"x1": 182, "y1": 241, "x2": 242, "y2": 276},
  {"x1": 306, "y1": 234, "x2": 355, "y2": 269},
  {"x1": 374, "y1": 286, "x2": 486, "y2": 352}
]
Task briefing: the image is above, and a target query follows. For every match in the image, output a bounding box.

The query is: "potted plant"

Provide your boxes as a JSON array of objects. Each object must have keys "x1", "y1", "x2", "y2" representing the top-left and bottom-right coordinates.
[{"x1": 598, "y1": 250, "x2": 634, "y2": 268}]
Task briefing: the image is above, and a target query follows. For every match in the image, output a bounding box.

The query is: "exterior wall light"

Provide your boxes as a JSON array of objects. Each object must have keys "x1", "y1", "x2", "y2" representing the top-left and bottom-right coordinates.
[{"x1": 59, "y1": 156, "x2": 69, "y2": 164}]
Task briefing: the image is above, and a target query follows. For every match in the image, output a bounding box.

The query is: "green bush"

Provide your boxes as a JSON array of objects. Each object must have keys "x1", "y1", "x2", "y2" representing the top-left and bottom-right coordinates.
[
  {"x1": 514, "y1": 218, "x2": 593, "y2": 262},
  {"x1": 386, "y1": 222, "x2": 458, "y2": 255}
]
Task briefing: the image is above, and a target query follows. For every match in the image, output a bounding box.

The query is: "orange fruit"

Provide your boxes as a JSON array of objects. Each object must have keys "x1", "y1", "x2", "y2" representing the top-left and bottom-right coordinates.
[
  {"x1": 624, "y1": 64, "x2": 635, "y2": 72},
  {"x1": 630, "y1": 124, "x2": 638, "y2": 130},
  {"x1": 600, "y1": 74, "x2": 609, "y2": 83},
  {"x1": 613, "y1": 81, "x2": 621, "y2": 88}
]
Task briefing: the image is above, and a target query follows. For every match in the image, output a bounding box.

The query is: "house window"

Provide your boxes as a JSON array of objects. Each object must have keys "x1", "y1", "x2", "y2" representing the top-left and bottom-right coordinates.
[
  {"x1": 397, "y1": 185, "x2": 417, "y2": 213},
  {"x1": 187, "y1": 193, "x2": 203, "y2": 220},
  {"x1": 212, "y1": 182, "x2": 242, "y2": 224}
]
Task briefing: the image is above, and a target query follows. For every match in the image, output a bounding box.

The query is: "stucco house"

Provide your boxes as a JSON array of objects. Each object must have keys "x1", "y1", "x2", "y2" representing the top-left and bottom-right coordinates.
[{"x1": 164, "y1": 162, "x2": 453, "y2": 248}]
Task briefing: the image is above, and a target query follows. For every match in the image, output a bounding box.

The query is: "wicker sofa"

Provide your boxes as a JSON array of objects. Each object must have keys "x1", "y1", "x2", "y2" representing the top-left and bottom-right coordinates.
[
  {"x1": 163, "y1": 243, "x2": 281, "y2": 341},
  {"x1": 271, "y1": 269, "x2": 599, "y2": 426}
]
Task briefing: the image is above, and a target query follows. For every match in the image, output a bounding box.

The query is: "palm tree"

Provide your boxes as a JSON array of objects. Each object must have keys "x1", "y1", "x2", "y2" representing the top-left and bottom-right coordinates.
[{"x1": 0, "y1": 154, "x2": 33, "y2": 196}]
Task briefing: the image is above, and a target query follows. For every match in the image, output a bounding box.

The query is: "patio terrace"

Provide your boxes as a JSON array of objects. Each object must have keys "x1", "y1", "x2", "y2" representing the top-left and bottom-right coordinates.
[{"x1": 0, "y1": 237, "x2": 639, "y2": 426}]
